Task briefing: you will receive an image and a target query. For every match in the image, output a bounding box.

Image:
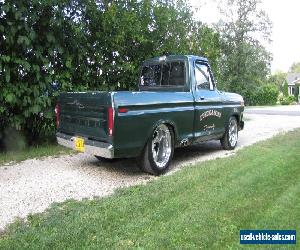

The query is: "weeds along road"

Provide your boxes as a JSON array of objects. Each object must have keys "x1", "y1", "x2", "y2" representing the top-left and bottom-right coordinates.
[{"x1": 1, "y1": 110, "x2": 300, "y2": 231}]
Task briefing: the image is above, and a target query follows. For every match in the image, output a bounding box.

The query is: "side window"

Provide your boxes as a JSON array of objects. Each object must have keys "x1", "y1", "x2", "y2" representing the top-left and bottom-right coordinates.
[{"x1": 195, "y1": 63, "x2": 213, "y2": 90}]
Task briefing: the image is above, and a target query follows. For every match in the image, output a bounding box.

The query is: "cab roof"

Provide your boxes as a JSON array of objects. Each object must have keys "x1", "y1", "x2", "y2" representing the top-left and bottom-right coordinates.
[{"x1": 143, "y1": 55, "x2": 208, "y2": 64}]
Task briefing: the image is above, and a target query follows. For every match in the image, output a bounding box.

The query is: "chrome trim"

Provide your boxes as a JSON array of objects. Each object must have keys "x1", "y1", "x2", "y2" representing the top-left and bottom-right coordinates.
[
  {"x1": 56, "y1": 132, "x2": 114, "y2": 159},
  {"x1": 228, "y1": 119, "x2": 238, "y2": 147}
]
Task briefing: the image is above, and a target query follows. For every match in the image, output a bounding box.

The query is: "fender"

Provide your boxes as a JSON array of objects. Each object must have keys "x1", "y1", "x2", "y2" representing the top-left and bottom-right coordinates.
[
  {"x1": 145, "y1": 119, "x2": 178, "y2": 146},
  {"x1": 224, "y1": 105, "x2": 244, "y2": 131}
]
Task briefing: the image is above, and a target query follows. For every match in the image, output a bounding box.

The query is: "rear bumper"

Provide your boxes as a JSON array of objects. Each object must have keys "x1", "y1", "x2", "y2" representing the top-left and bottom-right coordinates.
[{"x1": 56, "y1": 132, "x2": 114, "y2": 159}]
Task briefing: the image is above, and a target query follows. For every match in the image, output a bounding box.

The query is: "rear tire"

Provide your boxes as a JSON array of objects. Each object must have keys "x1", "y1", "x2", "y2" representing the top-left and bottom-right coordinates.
[
  {"x1": 138, "y1": 124, "x2": 174, "y2": 175},
  {"x1": 221, "y1": 116, "x2": 238, "y2": 150}
]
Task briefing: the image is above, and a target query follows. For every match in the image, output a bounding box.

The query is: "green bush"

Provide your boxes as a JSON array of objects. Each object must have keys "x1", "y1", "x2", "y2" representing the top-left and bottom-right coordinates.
[
  {"x1": 245, "y1": 84, "x2": 279, "y2": 106},
  {"x1": 279, "y1": 95, "x2": 296, "y2": 105}
]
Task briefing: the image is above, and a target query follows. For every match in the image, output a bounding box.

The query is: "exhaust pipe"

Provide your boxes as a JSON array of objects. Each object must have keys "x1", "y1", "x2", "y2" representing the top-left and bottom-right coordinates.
[{"x1": 180, "y1": 138, "x2": 189, "y2": 147}]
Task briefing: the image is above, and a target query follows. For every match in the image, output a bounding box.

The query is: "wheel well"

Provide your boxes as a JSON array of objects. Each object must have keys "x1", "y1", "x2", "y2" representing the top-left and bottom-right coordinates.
[
  {"x1": 152, "y1": 122, "x2": 176, "y2": 142},
  {"x1": 140, "y1": 122, "x2": 176, "y2": 156},
  {"x1": 232, "y1": 114, "x2": 239, "y2": 123}
]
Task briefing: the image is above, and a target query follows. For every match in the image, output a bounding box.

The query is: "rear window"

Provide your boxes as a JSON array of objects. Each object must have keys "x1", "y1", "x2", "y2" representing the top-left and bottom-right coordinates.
[{"x1": 140, "y1": 61, "x2": 185, "y2": 87}]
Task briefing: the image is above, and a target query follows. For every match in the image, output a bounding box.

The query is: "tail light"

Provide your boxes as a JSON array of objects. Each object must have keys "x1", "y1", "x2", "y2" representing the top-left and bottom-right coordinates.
[
  {"x1": 55, "y1": 103, "x2": 60, "y2": 128},
  {"x1": 118, "y1": 107, "x2": 128, "y2": 113},
  {"x1": 108, "y1": 106, "x2": 114, "y2": 136}
]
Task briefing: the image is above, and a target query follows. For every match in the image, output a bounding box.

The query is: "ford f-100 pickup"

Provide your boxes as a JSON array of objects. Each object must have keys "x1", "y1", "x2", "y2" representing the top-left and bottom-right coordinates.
[{"x1": 56, "y1": 55, "x2": 244, "y2": 175}]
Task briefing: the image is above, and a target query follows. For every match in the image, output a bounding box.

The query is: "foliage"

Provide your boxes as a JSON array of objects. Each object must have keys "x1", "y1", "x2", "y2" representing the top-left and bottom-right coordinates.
[
  {"x1": 282, "y1": 80, "x2": 289, "y2": 96},
  {"x1": 278, "y1": 94, "x2": 296, "y2": 105},
  {"x1": 1, "y1": 129, "x2": 300, "y2": 248},
  {"x1": 289, "y1": 62, "x2": 300, "y2": 73},
  {"x1": 0, "y1": 0, "x2": 86, "y2": 146},
  {"x1": 246, "y1": 84, "x2": 279, "y2": 106},
  {"x1": 267, "y1": 70, "x2": 287, "y2": 91},
  {"x1": 216, "y1": 0, "x2": 272, "y2": 95},
  {"x1": 0, "y1": 0, "x2": 221, "y2": 147}
]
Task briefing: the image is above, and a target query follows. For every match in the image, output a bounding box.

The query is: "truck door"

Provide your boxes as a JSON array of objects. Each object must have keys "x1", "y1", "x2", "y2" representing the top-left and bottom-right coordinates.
[{"x1": 193, "y1": 61, "x2": 225, "y2": 142}]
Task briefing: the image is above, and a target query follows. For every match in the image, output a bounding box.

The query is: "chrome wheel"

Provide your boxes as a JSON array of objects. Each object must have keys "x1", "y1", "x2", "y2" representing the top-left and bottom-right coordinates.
[
  {"x1": 151, "y1": 124, "x2": 172, "y2": 169},
  {"x1": 228, "y1": 118, "x2": 238, "y2": 147}
]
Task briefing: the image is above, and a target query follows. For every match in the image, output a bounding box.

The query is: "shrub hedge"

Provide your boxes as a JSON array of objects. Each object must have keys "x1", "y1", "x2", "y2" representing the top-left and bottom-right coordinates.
[{"x1": 245, "y1": 84, "x2": 279, "y2": 106}]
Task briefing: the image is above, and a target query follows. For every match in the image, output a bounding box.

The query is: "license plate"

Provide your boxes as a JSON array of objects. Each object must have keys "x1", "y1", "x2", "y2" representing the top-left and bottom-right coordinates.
[{"x1": 74, "y1": 137, "x2": 85, "y2": 152}]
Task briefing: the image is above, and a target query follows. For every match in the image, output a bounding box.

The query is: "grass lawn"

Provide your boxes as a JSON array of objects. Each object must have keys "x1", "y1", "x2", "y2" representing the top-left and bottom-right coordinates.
[
  {"x1": 0, "y1": 144, "x2": 72, "y2": 166},
  {"x1": 1, "y1": 129, "x2": 299, "y2": 249}
]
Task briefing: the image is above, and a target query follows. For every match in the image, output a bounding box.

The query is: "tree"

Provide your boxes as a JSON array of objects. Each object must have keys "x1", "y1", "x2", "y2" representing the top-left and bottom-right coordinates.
[
  {"x1": 216, "y1": 0, "x2": 272, "y2": 102},
  {"x1": 0, "y1": 0, "x2": 222, "y2": 148},
  {"x1": 268, "y1": 71, "x2": 286, "y2": 86},
  {"x1": 282, "y1": 81, "x2": 289, "y2": 96},
  {"x1": 289, "y1": 62, "x2": 300, "y2": 73},
  {"x1": 0, "y1": 0, "x2": 76, "y2": 145}
]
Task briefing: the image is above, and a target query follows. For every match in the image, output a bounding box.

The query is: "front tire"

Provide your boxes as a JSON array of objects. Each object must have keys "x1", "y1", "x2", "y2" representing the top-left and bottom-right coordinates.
[
  {"x1": 139, "y1": 124, "x2": 174, "y2": 175},
  {"x1": 221, "y1": 116, "x2": 238, "y2": 150}
]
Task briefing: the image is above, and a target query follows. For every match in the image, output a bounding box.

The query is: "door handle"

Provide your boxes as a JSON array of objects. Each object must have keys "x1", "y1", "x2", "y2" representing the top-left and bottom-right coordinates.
[{"x1": 199, "y1": 96, "x2": 205, "y2": 100}]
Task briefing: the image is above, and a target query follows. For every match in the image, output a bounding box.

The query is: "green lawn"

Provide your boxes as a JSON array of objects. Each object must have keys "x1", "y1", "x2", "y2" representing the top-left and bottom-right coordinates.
[
  {"x1": 0, "y1": 144, "x2": 72, "y2": 166},
  {"x1": 1, "y1": 129, "x2": 299, "y2": 249}
]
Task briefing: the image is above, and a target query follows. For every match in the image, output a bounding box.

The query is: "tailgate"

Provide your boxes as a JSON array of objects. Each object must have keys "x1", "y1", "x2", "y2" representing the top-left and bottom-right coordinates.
[{"x1": 58, "y1": 91, "x2": 112, "y2": 142}]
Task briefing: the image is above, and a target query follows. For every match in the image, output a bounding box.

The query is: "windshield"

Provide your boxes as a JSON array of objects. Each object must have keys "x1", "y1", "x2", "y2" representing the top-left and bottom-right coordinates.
[{"x1": 140, "y1": 61, "x2": 185, "y2": 87}]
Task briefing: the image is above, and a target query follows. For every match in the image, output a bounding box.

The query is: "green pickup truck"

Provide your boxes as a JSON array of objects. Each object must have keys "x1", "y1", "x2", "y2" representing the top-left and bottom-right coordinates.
[{"x1": 56, "y1": 55, "x2": 244, "y2": 175}]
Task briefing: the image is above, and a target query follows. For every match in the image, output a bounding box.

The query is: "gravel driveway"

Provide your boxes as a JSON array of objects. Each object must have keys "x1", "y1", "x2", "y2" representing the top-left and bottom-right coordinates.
[{"x1": 1, "y1": 111, "x2": 300, "y2": 230}]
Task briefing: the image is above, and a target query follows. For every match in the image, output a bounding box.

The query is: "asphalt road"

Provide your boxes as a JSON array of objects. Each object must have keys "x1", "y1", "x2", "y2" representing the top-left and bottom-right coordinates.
[{"x1": 245, "y1": 105, "x2": 300, "y2": 116}]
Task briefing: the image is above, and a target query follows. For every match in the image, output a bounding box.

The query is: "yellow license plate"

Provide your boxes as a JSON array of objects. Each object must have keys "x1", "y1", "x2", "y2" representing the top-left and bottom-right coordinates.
[{"x1": 74, "y1": 137, "x2": 85, "y2": 152}]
